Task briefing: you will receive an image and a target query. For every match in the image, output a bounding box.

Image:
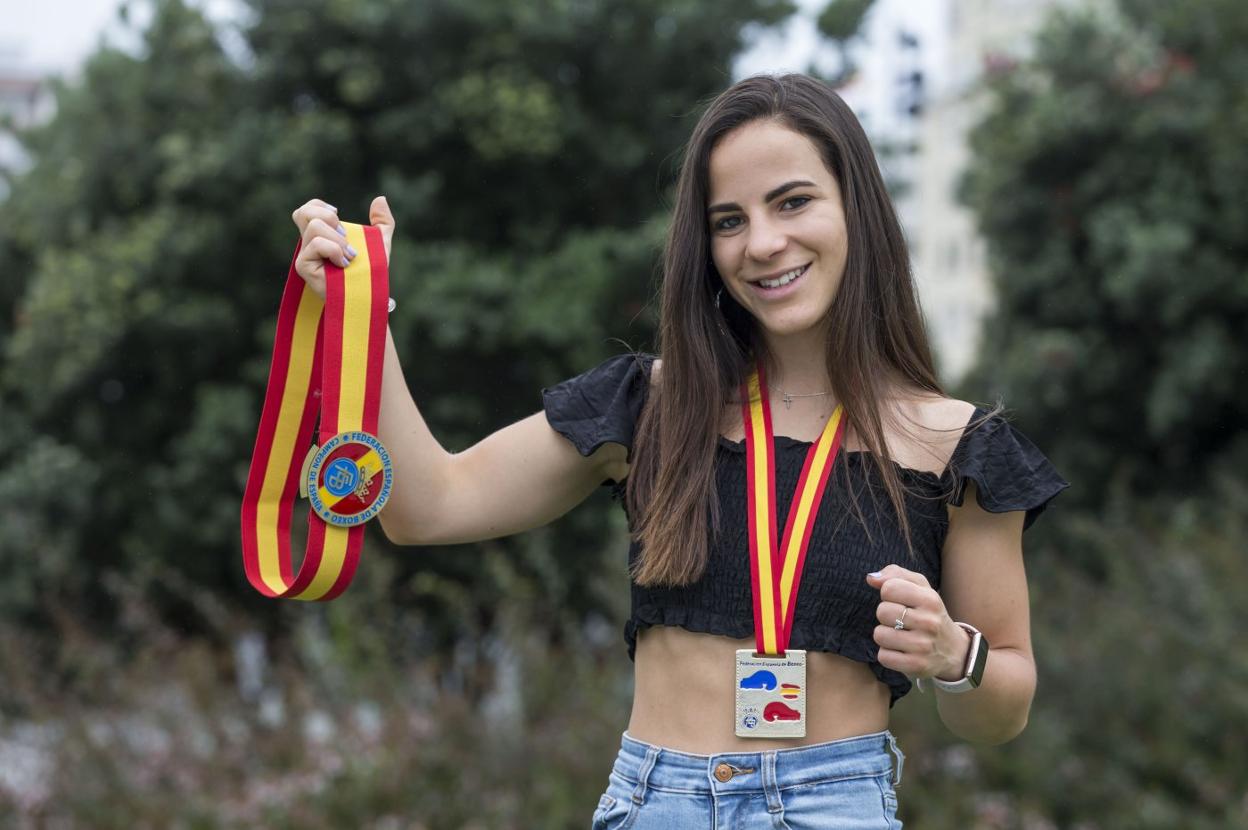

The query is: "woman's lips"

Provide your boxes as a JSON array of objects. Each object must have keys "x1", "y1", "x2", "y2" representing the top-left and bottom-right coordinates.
[{"x1": 749, "y1": 264, "x2": 809, "y2": 300}]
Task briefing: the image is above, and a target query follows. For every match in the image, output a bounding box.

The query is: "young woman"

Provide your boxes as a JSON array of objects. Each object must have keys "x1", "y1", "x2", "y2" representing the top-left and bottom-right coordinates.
[{"x1": 288, "y1": 73, "x2": 1068, "y2": 829}]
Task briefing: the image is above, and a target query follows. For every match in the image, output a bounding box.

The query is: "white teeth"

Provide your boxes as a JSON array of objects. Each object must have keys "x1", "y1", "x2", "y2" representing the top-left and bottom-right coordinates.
[{"x1": 758, "y1": 265, "x2": 807, "y2": 289}]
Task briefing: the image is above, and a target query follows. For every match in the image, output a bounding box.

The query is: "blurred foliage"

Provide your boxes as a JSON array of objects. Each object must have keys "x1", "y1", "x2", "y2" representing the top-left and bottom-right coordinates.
[
  {"x1": 813, "y1": 0, "x2": 873, "y2": 85},
  {"x1": 942, "y1": 1, "x2": 1248, "y2": 826},
  {"x1": 0, "y1": 0, "x2": 794, "y2": 640},
  {"x1": 890, "y1": 473, "x2": 1248, "y2": 829},
  {"x1": 0, "y1": 543, "x2": 638, "y2": 827},
  {"x1": 959, "y1": 0, "x2": 1248, "y2": 516},
  {"x1": 816, "y1": 0, "x2": 874, "y2": 41},
  {"x1": 2, "y1": 479, "x2": 1245, "y2": 827},
  {"x1": 1, "y1": 0, "x2": 1247, "y2": 826},
  {"x1": 815, "y1": 0, "x2": 876, "y2": 86}
]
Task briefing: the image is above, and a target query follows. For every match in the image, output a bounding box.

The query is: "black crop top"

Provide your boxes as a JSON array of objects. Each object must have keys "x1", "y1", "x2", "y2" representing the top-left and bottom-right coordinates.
[{"x1": 541, "y1": 352, "x2": 1070, "y2": 705}]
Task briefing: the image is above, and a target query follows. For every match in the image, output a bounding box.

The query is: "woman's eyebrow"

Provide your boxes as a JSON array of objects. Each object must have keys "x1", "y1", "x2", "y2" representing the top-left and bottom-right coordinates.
[{"x1": 707, "y1": 179, "x2": 817, "y2": 215}]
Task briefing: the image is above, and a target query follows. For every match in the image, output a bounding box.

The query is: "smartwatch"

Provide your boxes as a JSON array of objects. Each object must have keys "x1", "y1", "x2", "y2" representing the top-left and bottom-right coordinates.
[{"x1": 929, "y1": 621, "x2": 989, "y2": 694}]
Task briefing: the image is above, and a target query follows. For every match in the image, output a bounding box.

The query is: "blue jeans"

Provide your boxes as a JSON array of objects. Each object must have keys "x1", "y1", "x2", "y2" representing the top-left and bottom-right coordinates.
[{"x1": 590, "y1": 730, "x2": 905, "y2": 829}]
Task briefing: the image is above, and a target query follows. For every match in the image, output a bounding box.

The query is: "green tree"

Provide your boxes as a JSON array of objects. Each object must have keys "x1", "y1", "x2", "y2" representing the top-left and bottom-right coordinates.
[
  {"x1": 926, "y1": 3, "x2": 1248, "y2": 827},
  {"x1": 815, "y1": 0, "x2": 875, "y2": 85},
  {"x1": 958, "y1": 0, "x2": 1248, "y2": 512},
  {"x1": 0, "y1": 0, "x2": 795, "y2": 640}
]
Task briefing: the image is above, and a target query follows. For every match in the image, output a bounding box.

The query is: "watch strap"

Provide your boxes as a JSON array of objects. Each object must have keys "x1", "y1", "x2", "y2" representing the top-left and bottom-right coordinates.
[{"x1": 929, "y1": 622, "x2": 989, "y2": 694}]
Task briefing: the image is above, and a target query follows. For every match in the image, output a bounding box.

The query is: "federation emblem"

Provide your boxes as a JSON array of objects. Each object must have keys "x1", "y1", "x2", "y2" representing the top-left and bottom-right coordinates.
[{"x1": 303, "y1": 431, "x2": 393, "y2": 527}]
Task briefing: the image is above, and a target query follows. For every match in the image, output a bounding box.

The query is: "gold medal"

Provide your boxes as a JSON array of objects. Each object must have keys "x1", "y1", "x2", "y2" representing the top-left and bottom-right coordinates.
[
  {"x1": 241, "y1": 222, "x2": 390, "y2": 600},
  {"x1": 305, "y1": 430, "x2": 393, "y2": 527}
]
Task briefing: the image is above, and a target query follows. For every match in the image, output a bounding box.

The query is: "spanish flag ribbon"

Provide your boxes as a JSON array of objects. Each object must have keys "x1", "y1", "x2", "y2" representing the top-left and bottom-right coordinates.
[
  {"x1": 742, "y1": 360, "x2": 846, "y2": 655},
  {"x1": 240, "y1": 222, "x2": 392, "y2": 600}
]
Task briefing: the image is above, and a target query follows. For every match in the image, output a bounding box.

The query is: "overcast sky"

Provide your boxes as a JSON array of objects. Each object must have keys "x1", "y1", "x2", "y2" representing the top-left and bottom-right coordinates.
[
  {"x1": 2, "y1": 0, "x2": 139, "y2": 75},
  {"x1": 1, "y1": 0, "x2": 237, "y2": 76},
  {"x1": 3, "y1": 0, "x2": 944, "y2": 90}
]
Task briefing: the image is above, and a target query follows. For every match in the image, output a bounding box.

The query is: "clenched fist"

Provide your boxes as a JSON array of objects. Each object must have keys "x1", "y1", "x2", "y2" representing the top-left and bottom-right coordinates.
[
  {"x1": 866, "y1": 564, "x2": 972, "y2": 683},
  {"x1": 290, "y1": 196, "x2": 395, "y2": 298}
]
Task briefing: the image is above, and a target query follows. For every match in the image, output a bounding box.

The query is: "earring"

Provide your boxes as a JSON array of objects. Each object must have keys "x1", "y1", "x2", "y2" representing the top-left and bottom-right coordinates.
[{"x1": 713, "y1": 288, "x2": 730, "y2": 338}]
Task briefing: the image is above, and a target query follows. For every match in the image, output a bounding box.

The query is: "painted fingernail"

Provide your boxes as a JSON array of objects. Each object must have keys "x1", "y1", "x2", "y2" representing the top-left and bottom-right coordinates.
[
  {"x1": 339, "y1": 256, "x2": 349, "y2": 268},
  {"x1": 326, "y1": 203, "x2": 338, "y2": 212},
  {"x1": 868, "y1": 572, "x2": 882, "y2": 579},
  {"x1": 346, "y1": 244, "x2": 358, "y2": 258},
  {"x1": 336, "y1": 225, "x2": 347, "y2": 237}
]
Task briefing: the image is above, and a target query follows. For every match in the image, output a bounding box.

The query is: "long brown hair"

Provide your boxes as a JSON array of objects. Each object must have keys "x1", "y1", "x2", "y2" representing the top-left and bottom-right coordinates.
[{"x1": 625, "y1": 73, "x2": 998, "y2": 587}]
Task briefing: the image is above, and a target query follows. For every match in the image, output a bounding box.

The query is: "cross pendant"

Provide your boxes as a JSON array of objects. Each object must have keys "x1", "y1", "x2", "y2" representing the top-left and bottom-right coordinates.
[{"x1": 782, "y1": 392, "x2": 793, "y2": 409}]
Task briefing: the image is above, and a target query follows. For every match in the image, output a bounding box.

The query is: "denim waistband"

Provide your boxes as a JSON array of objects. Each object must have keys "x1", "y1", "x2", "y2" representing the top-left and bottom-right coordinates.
[{"x1": 614, "y1": 729, "x2": 905, "y2": 797}]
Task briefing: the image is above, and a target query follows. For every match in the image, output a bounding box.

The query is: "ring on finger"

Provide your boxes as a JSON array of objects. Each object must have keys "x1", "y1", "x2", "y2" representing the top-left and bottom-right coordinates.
[{"x1": 893, "y1": 606, "x2": 910, "y2": 631}]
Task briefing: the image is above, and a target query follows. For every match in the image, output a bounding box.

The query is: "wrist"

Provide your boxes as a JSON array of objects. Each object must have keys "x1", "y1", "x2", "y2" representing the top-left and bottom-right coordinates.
[
  {"x1": 927, "y1": 622, "x2": 990, "y2": 695},
  {"x1": 935, "y1": 621, "x2": 972, "y2": 681}
]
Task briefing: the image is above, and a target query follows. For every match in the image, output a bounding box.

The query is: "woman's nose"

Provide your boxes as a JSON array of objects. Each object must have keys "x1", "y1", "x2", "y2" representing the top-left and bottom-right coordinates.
[{"x1": 744, "y1": 217, "x2": 787, "y2": 261}]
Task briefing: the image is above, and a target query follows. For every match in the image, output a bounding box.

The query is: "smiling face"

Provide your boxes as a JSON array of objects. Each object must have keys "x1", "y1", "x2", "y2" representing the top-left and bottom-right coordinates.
[{"x1": 706, "y1": 118, "x2": 848, "y2": 346}]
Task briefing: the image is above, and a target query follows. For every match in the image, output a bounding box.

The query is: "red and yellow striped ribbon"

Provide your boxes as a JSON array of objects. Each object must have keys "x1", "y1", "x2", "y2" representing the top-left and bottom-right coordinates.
[
  {"x1": 742, "y1": 359, "x2": 846, "y2": 655},
  {"x1": 240, "y1": 222, "x2": 389, "y2": 600}
]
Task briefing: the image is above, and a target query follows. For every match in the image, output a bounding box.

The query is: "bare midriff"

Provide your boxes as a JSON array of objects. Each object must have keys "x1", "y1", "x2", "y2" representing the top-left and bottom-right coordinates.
[
  {"x1": 626, "y1": 626, "x2": 891, "y2": 754},
  {"x1": 619, "y1": 393, "x2": 951, "y2": 754}
]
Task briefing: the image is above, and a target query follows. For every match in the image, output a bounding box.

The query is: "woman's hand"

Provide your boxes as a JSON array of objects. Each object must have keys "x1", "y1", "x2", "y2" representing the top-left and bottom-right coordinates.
[
  {"x1": 866, "y1": 564, "x2": 972, "y2": 682},
  {"x1": 291, "y1": 196, "x2": 395, "y2": 298}
]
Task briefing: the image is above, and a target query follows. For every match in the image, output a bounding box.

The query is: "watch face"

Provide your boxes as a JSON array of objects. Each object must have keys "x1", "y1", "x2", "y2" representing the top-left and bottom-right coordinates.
[{"x1": 969, "y1": 633, "x2": 989, "y2": 686}]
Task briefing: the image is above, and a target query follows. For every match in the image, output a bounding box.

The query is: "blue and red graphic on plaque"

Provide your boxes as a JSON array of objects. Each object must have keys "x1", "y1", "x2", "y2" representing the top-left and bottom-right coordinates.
[
  {"x1": 739, "y1": 673, "x2": 802, "y2": 699},
  {"x1": 740, "y1": 670, "x2": 778, "y2": 690},
  {"x1": 739, "y1": 671, "x2": 803, "y2": 721},
  {"x1": 764, "y1": 701, "x2": 801, "y2": 722}
]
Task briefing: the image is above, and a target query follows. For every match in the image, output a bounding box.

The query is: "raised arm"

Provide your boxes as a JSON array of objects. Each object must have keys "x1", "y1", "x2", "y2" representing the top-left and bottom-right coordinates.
[
  {"x1": 375, "y1": 325, "x2": 629, "y2": 545},
  {"x1": 290, "y1": 196, "x2": 630, "y2": 547}
]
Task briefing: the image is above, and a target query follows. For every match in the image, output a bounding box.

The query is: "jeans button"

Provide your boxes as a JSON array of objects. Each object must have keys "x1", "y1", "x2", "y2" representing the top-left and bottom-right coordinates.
[{"x1": 714, "y1": 763, "x2": 734, "y2": 782}]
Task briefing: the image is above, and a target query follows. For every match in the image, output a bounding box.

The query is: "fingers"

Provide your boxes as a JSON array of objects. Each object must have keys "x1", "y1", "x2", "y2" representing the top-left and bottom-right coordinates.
[
  {"x1": 875, "y1": 646, "x2": 924, "y2": 678},
  {"x1": 873, "y1": 616, "x2": 934, "y2": 676},
  {"x1": 866, "y1": 565, "x2": 935, "y2": 617},
  {"x1": 369, "y1": 195, "x2": 393, "y2": 229},
  {"x1": 369, "y1": 195, "x2": 395, "y2": 259},
  {"x1": 289, "y1": 196, "x2": 388, "y2": 298},
  {"x1": 866, "y1": 564, "x2": 931, "y2": 589},
  {"x1": 294, "y1": 235, "x2": 354, "y2": 298},
  {"x1": 875, "y1": 600, "x2": 933, "y2": 630},
  {"x1": 293, "y1": 215, "x2": 358, "y2": 293},
  {"x1": 304, "y1": 216, "x2": 354, "y2": 260},
  {"x1": 292, "y1": 198, "x2": 338, "y2": 234},
  {"x1": 877, "y1": 578, "x2": 933, "y2": 612},
  {"x1": 869, "y1": 564, "x2": 962, "y2": 680},
  {"x1": 303, "y1": 233, "x2": 351, "y2": 267},
  {"x1": 875, "y1": 622, "x2": 970, "y2": 682}
]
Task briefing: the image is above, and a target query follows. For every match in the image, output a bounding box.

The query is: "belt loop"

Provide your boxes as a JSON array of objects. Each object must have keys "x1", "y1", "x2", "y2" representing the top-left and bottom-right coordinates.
[
  {"x1": 762, "y1": 751, "x2": 783, "y2": 813},
  {"x1": 632, "y1": 745, "x2": 661, "y2": 806},
  {"x1": 885, "y1": 732, "x2": 905, "y2": 788}
]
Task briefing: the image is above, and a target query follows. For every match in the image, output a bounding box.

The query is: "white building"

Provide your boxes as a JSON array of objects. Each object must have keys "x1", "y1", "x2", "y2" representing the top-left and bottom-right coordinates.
[
  {"x1": 0, "y1": 60, "x2": 55, "y2": 201},
  {"x1": 909, "y1": 0, "x2": 1089, "y2": 382}
]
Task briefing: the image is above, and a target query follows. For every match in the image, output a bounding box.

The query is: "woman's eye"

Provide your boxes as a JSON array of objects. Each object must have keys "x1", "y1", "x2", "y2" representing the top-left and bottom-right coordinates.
[
  {"x1": 714, "y1": 216, "x2": 742, "y2": 231},
  {"x1": 781, "y1": 196, "x2": 811, "y2": 210}
]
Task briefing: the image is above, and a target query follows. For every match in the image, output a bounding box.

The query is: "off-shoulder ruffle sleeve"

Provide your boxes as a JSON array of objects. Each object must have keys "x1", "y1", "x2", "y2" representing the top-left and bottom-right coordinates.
[
  {"x1": 945, "y1": 408, "x2": 1070, "y2": 531},
  {"x1": 541, "y1": 352, "x2": 656, "y2": 484}
]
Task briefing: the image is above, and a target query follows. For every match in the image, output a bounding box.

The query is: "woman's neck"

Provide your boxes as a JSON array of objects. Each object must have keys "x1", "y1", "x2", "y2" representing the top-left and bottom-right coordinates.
[{"x1": 753, "y1": 327, "x2": 833, "y2": 396}]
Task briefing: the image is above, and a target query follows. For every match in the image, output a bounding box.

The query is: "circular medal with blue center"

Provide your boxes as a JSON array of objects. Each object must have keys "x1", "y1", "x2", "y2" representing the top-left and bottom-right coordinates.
[{"x1": 305, "y1": 431, "x2": 393, "y2": 527}]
